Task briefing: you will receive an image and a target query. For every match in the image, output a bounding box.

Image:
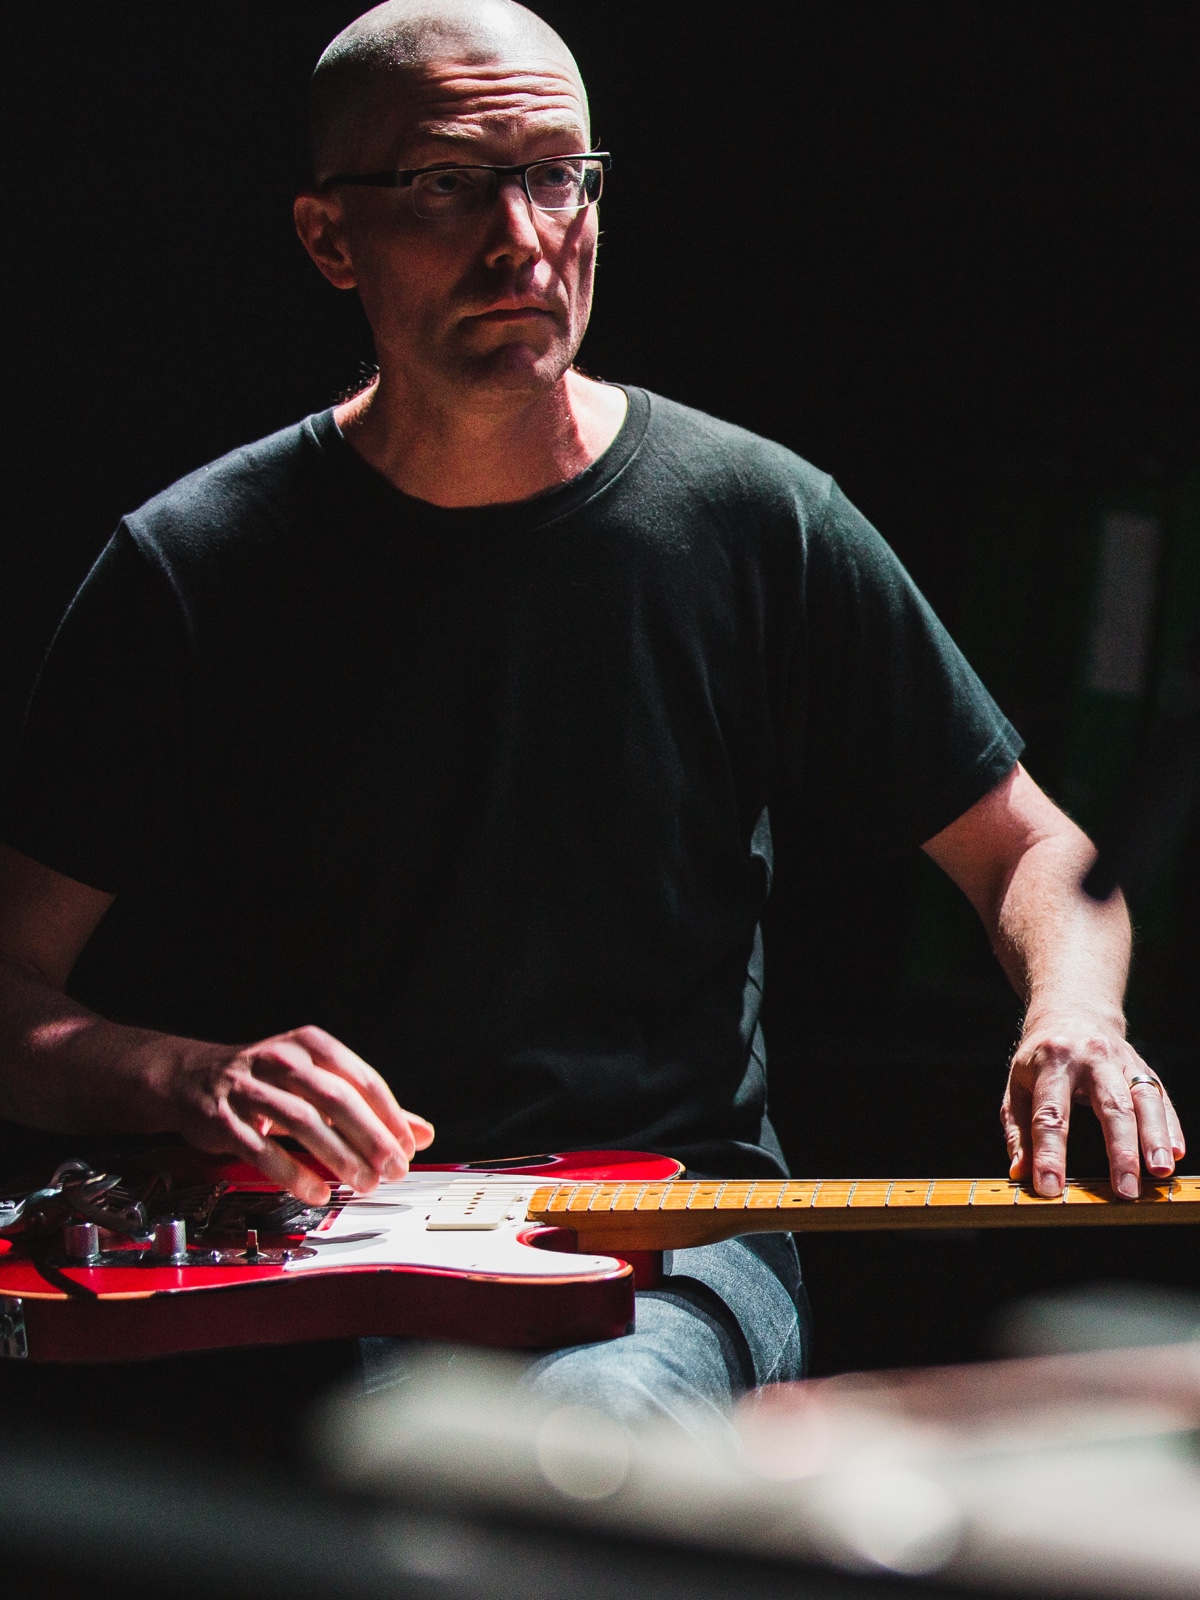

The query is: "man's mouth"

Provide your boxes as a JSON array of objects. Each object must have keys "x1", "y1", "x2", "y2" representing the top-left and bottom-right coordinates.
[{"x1": 466, "y1": 305, "x2": 556, "y2": 323}]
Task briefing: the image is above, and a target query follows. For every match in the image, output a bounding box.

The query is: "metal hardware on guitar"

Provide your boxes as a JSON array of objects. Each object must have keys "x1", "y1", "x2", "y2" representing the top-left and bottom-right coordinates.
[
  {"x1": 0, "y1": 1163, "x2": 319, "y2": 1271},
  {"x1": 0, "y1": 1295, "x2": 27, "y2": 1359},
  {"x1": 0, "y1": 1161, "x2": 148, "y2": 1240},
  {"x1": 49, "y1": 1213, "x2": 316, "y2": 1269}
]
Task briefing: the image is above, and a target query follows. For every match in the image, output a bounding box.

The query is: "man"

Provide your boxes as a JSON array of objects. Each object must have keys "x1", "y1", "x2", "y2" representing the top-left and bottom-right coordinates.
[{"x1": 0, "y1": 0, "x2": 1185, "y2": 1425}]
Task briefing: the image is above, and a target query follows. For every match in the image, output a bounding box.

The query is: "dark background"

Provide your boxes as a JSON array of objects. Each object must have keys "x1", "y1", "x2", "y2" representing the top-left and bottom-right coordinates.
[{"x1": 3, "y1": 1, "x2": 1199, "y2": 1402}]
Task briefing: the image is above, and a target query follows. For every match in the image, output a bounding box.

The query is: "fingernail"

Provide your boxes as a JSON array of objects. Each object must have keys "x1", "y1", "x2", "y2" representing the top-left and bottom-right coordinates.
[
  {"x1": 1150, "y1": 1149, "x2": 1172, "y2": 1171},
  {"x1": 1118, "y1": 1174, "x2": 1139, "y2": 1198},
  {"x1": 383, "y1": 1154, "x2": 408, "y2": 1181},
  {"x1": 1035, "y1": 1173, "x2": 1062, "y2": 1197}
]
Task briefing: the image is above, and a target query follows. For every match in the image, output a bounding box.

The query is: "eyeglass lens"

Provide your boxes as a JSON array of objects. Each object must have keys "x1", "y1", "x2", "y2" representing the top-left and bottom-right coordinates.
[{"x1": 411, "y1": 157, "x2": 604, "y2": 219}]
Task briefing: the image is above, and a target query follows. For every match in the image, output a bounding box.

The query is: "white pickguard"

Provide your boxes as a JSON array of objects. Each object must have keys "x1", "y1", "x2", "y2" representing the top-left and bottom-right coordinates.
[{"x1": 283, "y1": 1172, "x2": 620, "y2": 1280}]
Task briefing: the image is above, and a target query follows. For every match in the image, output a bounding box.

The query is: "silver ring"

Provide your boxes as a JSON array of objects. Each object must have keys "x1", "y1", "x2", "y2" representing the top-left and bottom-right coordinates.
[{"x1": 1127, "y1": 1074, "x2": 1164, "y2": 1094}]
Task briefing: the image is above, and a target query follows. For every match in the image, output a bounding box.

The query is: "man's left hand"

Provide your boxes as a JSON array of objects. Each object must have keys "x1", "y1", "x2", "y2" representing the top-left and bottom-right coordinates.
[{"x1": 1002, "y1": 1010, "x2": 1186, "y2": 1198}]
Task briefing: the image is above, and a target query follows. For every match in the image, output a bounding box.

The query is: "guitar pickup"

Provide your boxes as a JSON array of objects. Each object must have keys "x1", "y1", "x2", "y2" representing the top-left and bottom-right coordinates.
[{"x1": 425, "y1": 1184, "x2": 514, "y2": 1231}]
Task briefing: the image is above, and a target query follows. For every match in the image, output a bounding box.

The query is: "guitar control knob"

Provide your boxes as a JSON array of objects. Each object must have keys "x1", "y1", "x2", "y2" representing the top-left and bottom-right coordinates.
[
  {"x1": 64, "y1": 1221, "x2": 101, "y2": 1264},
  {"x1": 152, "y1": 1218, "x2": 189, "y2": 1265}
]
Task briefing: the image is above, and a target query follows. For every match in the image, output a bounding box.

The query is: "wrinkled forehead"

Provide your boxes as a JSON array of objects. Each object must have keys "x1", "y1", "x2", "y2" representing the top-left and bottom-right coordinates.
[{"x1": 362, "y1": 56, "x2": 589, "y2": 167}]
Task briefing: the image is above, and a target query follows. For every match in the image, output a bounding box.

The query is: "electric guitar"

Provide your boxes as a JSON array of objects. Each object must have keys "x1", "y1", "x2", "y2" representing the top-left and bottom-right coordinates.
[{"x1": 3, "y1": 1145, "x2": 1198, "y2": 1363}]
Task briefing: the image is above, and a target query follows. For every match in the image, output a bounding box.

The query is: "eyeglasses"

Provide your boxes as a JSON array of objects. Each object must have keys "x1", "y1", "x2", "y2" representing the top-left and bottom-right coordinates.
[{"x1": 321, "y1": 152, "x2": 610, "y2": 220}]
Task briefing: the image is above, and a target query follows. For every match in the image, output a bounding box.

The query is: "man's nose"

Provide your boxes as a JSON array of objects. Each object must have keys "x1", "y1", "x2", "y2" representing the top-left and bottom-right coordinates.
[{"x1": 482, "y1": 176, "x2": 544, "y2": 267}]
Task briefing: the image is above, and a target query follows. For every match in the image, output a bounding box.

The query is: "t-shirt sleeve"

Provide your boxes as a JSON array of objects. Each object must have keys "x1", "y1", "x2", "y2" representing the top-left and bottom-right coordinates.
[
  {"x1": 0, "y1": 526, "x2": 190, "y2": 894},
  {"x1": 785, "y1": 481, "x2": 1024, "y2": 852}
]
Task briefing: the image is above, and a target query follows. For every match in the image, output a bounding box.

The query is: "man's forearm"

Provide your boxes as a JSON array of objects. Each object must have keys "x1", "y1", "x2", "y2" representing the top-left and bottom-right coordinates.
[
  {"x1": 989, "y1": 828, "x2": 1131, "y2": 1032},
  {"x1": 923, "y1": 764, "x2": 1182, "y2": 1196},
  {"x1": 0, "y1": 954, "x2": 172, "y2": 1132},
  {"x1": 0, "y1": 953, "x2": 432, "y2": 1203}
]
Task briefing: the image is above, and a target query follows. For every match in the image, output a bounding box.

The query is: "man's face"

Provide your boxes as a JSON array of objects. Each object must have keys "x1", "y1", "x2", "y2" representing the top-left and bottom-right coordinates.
[{"x1": 307, "y1": 56, "x2": 597, "y2": 405}]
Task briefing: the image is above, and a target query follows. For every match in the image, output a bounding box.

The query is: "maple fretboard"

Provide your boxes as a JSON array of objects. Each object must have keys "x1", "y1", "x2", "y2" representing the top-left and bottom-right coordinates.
[{"x1": 524, "y1": 1175, "x2": 1200, "y2": 1250}]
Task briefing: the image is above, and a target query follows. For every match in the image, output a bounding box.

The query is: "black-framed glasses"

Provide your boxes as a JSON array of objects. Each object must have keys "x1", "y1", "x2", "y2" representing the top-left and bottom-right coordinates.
[{"x1": 321, "y1": 152, "x2": 610, "y2": 220}]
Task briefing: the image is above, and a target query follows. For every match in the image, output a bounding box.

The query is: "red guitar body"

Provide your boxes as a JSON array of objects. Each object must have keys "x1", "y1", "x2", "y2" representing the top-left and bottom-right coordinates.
[{"x1": 0, "y1": 1149, "x2": 679, "y2": 1363}]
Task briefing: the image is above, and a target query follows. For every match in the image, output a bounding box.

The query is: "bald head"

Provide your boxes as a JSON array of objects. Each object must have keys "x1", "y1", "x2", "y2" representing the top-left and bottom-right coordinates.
[{"x1": 309, "y1": 0, "x2": 588, "y2": 184}]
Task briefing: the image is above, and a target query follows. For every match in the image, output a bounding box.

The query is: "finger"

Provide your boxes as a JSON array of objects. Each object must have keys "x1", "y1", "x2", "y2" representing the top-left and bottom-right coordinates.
[
  {"x1": 230, "y1": 1075, "x2": 382, "y2": 1193},
  {"x1": 1000, "y1": 1089, "x2": 1030, "y2": 1180},
  {"x1": 193, "y1": 1104, "x2": 333, "y2": 1206},
  {"x1": 236, "y1": 1127, "x2": 333, "y2": 1206},
  {"x1": 251, "y1": 1051, "x2": 414, "y2": 1178},
  {"x1": 1029, "y1": 1067, "x2": 1074, "y2": 1196},
  {"x1": 407, "y1": 1113, "x2": 436, "y2": 1151},
  {"x1": 1129, "y1": 1078, "x2": 1176, "y2": 1177},
  {"x1": 285, "y1": 1027, "x2": 435, "y2": 1150},
  {"x1": 1085, "y1": 1072, "x2": 1141, "y2": 1197},
  {"x1": 1161, "y1": 1089, "x2": 1186, "y2": 1159}
]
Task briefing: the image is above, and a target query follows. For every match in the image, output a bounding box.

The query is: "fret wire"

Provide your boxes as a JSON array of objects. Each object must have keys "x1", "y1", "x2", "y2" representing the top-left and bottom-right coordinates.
[{"x1": 661, "y1": 1182, "x2": 696, "y2": 1211}]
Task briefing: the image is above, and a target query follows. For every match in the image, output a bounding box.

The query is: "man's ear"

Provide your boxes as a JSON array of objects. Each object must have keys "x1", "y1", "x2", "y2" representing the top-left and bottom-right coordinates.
[{"x1": 294, "y1": 191, "x2": 358, "y2": 290}]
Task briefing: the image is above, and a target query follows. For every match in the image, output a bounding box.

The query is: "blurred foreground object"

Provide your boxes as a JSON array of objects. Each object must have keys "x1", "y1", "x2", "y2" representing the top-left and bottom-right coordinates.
[
  {"x1": 318, "y1": 1319, "x2": 1200, "y2": 1596},
  {"x1": 995, "y1": 1280, "x2": 1200, "y2": 1357},
  {"x1": 0, "y1": 1425, "x2": 1001, "y2": 1600}
]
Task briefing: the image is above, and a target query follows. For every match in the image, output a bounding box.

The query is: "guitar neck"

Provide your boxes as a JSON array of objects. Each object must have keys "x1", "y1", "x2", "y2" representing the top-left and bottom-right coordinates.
[{"x1": 525, "y1": 1175, "x2": 1200, "y2": 1251}]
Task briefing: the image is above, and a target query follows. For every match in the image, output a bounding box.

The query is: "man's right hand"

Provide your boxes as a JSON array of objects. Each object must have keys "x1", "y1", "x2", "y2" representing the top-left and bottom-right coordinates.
[
  {"x1": 0, "y1": 844, "x2": 433, "y2": 1205},
  {"x1": 158, "y1": 1025, "x2": 434, "y2": 1204}
]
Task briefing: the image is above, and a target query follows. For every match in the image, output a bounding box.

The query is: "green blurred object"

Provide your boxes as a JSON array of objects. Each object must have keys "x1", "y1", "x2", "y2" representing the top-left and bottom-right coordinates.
[{"x1": 897, "y1": 426, "x2": 1199, "y2": 1043}]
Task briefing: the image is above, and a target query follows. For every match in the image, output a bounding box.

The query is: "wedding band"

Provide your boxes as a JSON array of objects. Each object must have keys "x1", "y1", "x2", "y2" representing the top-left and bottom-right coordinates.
[{"x1": 1127, "y1": 1074, "x2": 1163, "y2": 1094}]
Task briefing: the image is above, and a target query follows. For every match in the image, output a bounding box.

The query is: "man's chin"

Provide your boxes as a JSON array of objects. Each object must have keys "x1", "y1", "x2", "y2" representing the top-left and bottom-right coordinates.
[{"x1": 451, "y1": 340, "x2": 570, "y2": 398}]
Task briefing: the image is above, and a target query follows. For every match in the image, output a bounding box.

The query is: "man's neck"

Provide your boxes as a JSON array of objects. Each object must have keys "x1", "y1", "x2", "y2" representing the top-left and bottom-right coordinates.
[{"x1": 334, "y1": 369, "x2": 628, "y2": 508}]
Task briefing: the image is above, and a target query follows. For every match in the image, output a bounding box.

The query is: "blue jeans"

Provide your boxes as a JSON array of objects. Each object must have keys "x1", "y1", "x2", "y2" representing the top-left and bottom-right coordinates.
[{"x1": 360, "y1": 1233, "x2": 809, "y2": 1439}]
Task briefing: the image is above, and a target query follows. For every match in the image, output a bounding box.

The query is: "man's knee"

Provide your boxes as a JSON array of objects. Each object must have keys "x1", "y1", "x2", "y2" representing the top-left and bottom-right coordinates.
[
  {"x1": 522, "y1": 1237, "x2": 808, "y2": 1433},
  {"x1": 522, "y1": 1287, "x2": 741, "y2": 1438}
]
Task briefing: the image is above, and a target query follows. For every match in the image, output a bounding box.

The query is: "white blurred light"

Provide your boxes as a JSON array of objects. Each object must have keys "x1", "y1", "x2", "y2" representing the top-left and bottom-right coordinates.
[
  {"x1": 535, "y1": 1406, "x2": 631, "y2": 1500},
  {"x1": 803, "y1": 1467, "x2": 965, "y2": 1575}
]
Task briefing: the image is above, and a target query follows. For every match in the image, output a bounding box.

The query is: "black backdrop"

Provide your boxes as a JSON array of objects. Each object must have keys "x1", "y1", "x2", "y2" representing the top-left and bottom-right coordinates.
[{"x1": 4, "y1": 2, "x2": 1199, "y2": 1374}]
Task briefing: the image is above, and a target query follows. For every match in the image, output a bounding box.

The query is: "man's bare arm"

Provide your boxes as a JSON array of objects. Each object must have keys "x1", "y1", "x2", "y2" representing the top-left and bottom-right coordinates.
[
  {"x1": 0, "y1": 843, "x2": 433, "y2": 1204},
  {"x1": 922, "y1": 764, "x2": 1185, "y2": 1198}
]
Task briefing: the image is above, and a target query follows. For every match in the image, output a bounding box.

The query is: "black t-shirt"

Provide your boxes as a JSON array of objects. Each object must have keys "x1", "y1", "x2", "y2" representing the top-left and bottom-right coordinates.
[{"x1": 1, "y1": 389, "x2": 1022, "y2": 1175}]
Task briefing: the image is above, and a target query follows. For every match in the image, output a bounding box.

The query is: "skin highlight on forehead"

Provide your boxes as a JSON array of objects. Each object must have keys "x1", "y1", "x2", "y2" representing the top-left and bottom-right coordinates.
[
  {"x1": 310, "y1": 0, "x2": 590, "y2": 182},
  {"x1": 382, "y1": 62, "x2": 588, "y2": 160}
]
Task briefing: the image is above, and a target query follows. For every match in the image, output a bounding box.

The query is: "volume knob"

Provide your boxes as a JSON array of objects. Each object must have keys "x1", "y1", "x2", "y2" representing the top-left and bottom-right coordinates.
[
  {"x1": 152, "y1": 1218, "x2": 189, "y2": 1265},
  {"x1": 64, "y1": 1221, "x2": 101, "y2": 1264}
]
